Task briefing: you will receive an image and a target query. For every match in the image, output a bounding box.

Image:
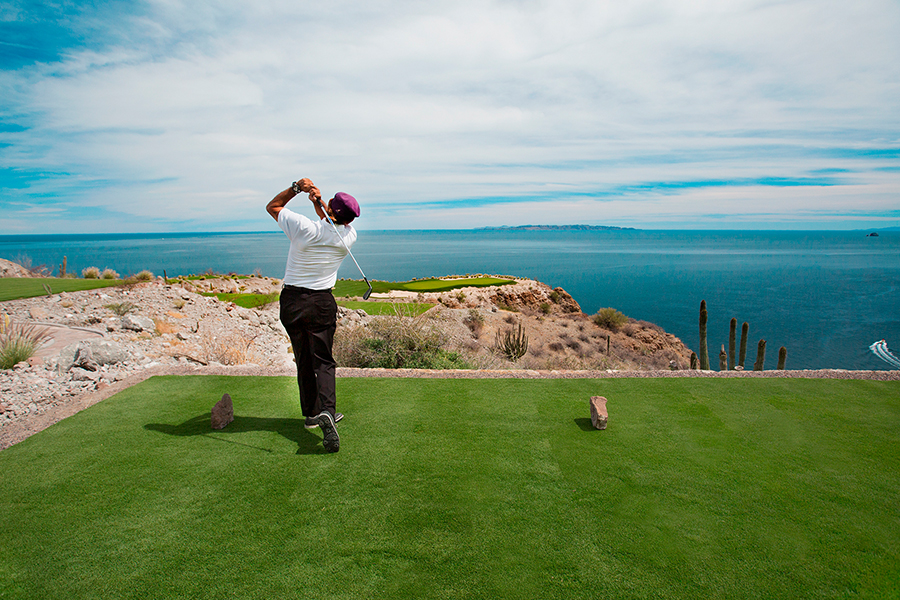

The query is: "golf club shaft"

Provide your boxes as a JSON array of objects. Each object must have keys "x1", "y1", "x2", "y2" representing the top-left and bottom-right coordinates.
[{"x1": 317, "y1": 197, "x2": 372, "y2": 298}]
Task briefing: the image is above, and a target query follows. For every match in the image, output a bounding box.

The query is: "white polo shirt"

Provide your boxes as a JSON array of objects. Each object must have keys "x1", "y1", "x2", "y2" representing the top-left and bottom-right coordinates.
[{"x1": 278, "y1": 207, "x2": 357, "y2": 290}]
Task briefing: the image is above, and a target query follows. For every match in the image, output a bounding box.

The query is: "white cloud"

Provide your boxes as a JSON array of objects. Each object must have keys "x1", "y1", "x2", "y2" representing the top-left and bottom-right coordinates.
[{"x1": 1, "y1": 0, "x2": 898, "y2": 232}]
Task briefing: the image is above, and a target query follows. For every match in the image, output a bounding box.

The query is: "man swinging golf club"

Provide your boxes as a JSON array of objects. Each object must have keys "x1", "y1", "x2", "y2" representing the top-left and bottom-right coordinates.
[{"x1": 267, "y1": 177, "x2": 361, "y2": 453}]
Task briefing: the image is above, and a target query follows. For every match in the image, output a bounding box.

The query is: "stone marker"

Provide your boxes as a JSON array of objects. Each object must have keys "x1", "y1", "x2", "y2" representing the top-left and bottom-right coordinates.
[
  {"x1": 590, "y1": 396, "x2": 608, "y2": 430},
  {"x1": 211, "y1": 393, "x2": 234, "y2": 430}
]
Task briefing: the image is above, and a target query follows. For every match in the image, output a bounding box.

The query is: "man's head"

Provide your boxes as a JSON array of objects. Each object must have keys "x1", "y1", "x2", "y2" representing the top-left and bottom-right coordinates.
[{"x1": 329, "y1": 192, "x2": 360, "y2": 225}]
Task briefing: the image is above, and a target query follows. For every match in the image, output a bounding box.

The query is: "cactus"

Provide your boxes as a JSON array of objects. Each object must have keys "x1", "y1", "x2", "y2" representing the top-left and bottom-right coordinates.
[
  {"x1": 495, "y1": 322, "x2": 529, "y2": 361},
  {"x1": 738, "y1": 322, "x2": 749, "y2": 369},
  {"x1": 690, "y1": 352, "x2": 699, "y2": 370},
  {"x1": 777, "y1": 346, "x2": 787, "y2": 370},
  {"x1": 719, "y1": 344, "x2": 727, "y2": 371},
  {"x1": 753, "y1": 339, "x2": 767, "y2": 371},
  {"x1": 699, "y1": 300, "x2": 709, "y2": 370},
  {"x1": 728, "y1": 318, "x2": 736, "y2": 370},
  {"x1": 59, "y1": 255, "x2": 67, "y2": 278}
]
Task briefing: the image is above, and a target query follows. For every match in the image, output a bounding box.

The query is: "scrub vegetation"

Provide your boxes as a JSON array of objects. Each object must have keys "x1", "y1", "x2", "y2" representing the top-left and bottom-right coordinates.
[
  {"x1": 334, "y1": 306, "x2": 470, "y2": 369},
  {"x1": 0, "y1": 314, "x2": 49, "y2": 369}
]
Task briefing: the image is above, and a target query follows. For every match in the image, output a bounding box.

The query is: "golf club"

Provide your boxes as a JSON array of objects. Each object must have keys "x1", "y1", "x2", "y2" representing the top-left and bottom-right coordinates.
[{"x1": 317, "y1": 196, "x2": 372, "y2": 300}]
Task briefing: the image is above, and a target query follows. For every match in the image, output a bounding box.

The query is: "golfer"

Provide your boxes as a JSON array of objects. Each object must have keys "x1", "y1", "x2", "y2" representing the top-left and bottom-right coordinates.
[{"x1": 267, "y1": 177, "x2": 360, "y2": 453}]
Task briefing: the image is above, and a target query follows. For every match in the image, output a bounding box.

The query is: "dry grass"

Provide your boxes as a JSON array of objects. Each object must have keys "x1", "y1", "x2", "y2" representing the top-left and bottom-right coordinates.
[{"x1": 199, "y1": 331, "x2": 260, "y2": 366}]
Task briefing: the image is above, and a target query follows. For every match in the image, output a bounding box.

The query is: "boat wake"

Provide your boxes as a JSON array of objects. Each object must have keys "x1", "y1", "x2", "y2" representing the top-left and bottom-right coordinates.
[{"x1": 869, "y1": 340, "x2": 900, "y2": 369}]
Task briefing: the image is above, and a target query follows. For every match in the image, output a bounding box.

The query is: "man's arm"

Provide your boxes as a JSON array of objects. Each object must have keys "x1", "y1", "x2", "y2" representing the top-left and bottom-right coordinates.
[{"x1": 266, "y1": 178, "x2": 320, "y2": 221}]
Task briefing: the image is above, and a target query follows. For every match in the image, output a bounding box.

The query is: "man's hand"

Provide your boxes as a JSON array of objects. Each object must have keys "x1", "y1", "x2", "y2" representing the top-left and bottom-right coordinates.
[
  {"x1": 308, "y1": 186, "x2": 322, "y2": 203},
  {"x1": 295, "y1": 178, "x2": 315, "y2": 194}
]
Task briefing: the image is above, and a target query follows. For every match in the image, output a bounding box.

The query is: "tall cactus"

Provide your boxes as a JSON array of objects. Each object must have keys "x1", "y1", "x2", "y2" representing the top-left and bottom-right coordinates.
[
  {"x1": 753, "y1": 339, "x2": 767, "y2": 371},
  {"x1": 690, "y1": 352, "x2": 699, "y2": 370},
  {"x1": 699, "y1": 300, "x2": 709, "y2": 370},
  {"x1": 728, "y1": 318, "x2": 736, "y2": 370},
  {"x1": 777, "y1": 346, "x2": 787, "y2": 370},
  {"x1": 738, "y1": 322, "x2": 749, "y2": 369},
  {"x1": 719, "y1": 344, "x2": 727, "y2": 371}
]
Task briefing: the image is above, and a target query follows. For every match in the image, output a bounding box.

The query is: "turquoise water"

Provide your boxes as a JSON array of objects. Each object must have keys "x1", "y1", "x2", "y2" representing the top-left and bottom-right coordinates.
[{"x1": 2, "y1": 230, "x2": 898, "y2": 371}]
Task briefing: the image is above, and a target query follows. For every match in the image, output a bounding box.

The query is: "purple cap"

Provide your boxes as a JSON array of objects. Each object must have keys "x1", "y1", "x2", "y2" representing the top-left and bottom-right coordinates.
[{"x1": 331, "y1": 192, "x2": 360, "y2": 223}]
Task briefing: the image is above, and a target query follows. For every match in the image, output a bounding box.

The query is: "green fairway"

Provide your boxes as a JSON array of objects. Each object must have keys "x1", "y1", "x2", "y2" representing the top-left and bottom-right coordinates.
[
  {"x1": 0, "y1": 277, "x2": 122, "y2": 301},
  {"x1": 333, "y1": 276, "x2": 514, "y2": 298},
  {"x1": 203, "y1": 291, "x2": 281, "y2": 309},
  {"x1": 337, "y1": 300, "x2": 434, "y2": 316},
  {"x1": 1, "y1": 377, "x2": 898, "y2": 599}
]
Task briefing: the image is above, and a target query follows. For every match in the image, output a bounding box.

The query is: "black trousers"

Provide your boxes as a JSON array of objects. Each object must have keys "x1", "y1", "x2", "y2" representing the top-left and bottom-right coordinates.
[{"x1": 279, "y1": 286, "x2": 338, "y2": 419}]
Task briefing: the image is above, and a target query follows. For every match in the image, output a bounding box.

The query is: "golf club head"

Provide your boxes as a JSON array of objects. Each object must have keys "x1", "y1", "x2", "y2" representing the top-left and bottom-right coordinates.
[{"x1": 363, "y1": 279, "x2": 373, "y2": 300}]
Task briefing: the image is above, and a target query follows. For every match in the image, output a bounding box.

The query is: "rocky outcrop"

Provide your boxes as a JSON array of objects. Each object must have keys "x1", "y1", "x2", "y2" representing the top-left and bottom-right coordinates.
[
  {"x1": 0, "y1": 259, "x2": 36, "y2": 278},
  {"x1": 490, "y1": 284, "x2": 581, "y2": 314},
  {"x1": 58, "y1": 340, "x2": 130, "y2": 374}
]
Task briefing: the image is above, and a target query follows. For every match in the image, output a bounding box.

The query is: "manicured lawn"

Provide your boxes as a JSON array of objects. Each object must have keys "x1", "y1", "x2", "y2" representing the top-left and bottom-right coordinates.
[
  {"x1": 203, "y1": 292, "x2": 281, "y2": 309},
  {"x1": 0, "y1": 277, "x2": 122, "y2": 301},
  {"x1": 333, "y1": 276, "x2": 514, "y2": 298},
  {"x1": 1, "y1": 377, "x2": 898, "y2": 599},
  {"x1": 337, "y1": 300, "x2": 434, "y2": 316}
]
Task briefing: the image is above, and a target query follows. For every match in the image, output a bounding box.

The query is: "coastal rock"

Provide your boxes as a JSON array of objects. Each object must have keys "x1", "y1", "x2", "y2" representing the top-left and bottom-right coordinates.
[
  {"x1": 590, "y1": 396, "x2": 608, "y2": 430},
  {"x1": 73, "y1": 345, "x2": 100, "y2": 371},
  {"x1": 211, "y1": 393, "x2": 234, "y2": 430},
  {"x1": 0, "y1": 258, "x2": 36, "y2": 278},
  {"x1": 59, "y1": 340, "x2": 129, "y2": 373},
  {"x1": 489, "y1": 282, "x2": 581, "y2": 314},
  {"x1": 70, "y1": 367, "x2": 99, "y2": 382},
  {"x1": 122, "y1": 314, "x2": 155, "y2": 332},
  {"x1": 29, "y1": 306, "x2": 48, "y2": 320}
]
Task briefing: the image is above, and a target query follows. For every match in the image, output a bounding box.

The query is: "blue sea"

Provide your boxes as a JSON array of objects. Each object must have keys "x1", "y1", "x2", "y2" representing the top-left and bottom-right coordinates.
[{"x1": 2, "y1": 229, "x2": 898, "y2": 371}]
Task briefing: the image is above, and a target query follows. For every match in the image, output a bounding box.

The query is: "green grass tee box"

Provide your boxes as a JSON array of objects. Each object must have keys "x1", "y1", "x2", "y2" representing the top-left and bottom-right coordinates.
[{"x1": 1, "y1": 377, "x2": 898, "y2": 599}]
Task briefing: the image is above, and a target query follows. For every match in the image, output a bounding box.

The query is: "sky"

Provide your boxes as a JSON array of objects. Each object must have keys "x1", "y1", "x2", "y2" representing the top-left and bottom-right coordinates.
[{"x1": 1, "y1": 0, "x2": 898, "y2": 233}]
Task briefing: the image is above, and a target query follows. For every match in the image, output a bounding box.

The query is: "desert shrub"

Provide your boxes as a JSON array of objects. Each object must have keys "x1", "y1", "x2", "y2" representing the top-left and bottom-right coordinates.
[
  {"x1": 104, "y1": 301, "x2": 137, "y2": 316},
  {"x1": 504, "y1": 314, "x2": 516, "y2": 325},
  {"x1": 566, "y1": 339, "x2": 582, "y2": 351},
  {"x1": 593, "y1": 307, "x2": 628, "y2": 331},
  {"x1": 101, "y1": 268, "x2": 119, "y2": 280},
  {"x1": 334, "y1": 311, "x2": 470, "y2": 369},
  {"x1": 0, "y1": 315, "x2": 50, "y2": 369},
  {"x1": 135, "y1": 270, "x2": 154, "y2": 282},
  {"x1": 463, "y1": 309, "x2": 484, "y2": 338},
  {"x1": 201, "y1": 332, "x2": 259, "y2": 366},
  {"x1": 548, "y1": 342, "x2": 564, "y2": 352},
  {"x1": 82, "y1": 266, "x2": 100, "y2": 279},
  {"x1": 540, "y1": 302, "x2": 552, "y2": 315},
  {"x1": 549, "y1": 290, "x2": 560, "y2": 303}
]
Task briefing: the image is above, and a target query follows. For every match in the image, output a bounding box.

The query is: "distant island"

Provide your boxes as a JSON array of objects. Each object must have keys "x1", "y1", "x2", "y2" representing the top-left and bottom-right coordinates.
[{"x1": 478, "y1": 224, "x2": 637, "y2": 231}]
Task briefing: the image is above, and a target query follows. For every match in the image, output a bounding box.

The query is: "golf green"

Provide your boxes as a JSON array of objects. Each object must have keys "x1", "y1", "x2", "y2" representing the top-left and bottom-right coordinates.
[{"x1": 1, "y1": 376, "x2": 898, "y2": 599}]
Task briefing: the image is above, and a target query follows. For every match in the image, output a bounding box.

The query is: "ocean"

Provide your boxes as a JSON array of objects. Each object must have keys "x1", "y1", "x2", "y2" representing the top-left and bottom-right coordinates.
[{"x1": 1, "y1": 229, "x2": 897, "y2": 371}]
